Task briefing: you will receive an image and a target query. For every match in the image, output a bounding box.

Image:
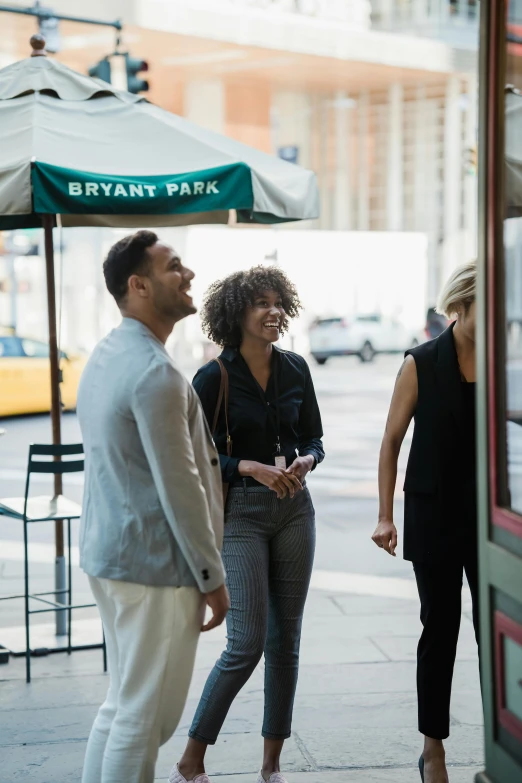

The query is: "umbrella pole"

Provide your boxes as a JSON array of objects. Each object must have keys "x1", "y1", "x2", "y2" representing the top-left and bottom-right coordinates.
[{"x1": 43, "y1": 215, "x2": 66, "y2": 637}]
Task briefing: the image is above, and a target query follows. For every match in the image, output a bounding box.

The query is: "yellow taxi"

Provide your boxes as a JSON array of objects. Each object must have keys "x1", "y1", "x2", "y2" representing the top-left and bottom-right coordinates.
[{"x1": 0, "y1": 332, "x2": 87, "y2": 417}]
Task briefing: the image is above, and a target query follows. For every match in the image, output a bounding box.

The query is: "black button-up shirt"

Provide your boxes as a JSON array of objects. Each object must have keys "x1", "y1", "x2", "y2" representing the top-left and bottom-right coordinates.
[{"x1": 193, "y1": 346, "x2": 325, "y2": 483}]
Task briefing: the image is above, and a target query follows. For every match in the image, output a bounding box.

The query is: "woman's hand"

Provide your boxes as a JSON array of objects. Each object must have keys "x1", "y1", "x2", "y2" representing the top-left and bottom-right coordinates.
[
  {"x1": 286, "y1": 455, "x2": 315, "y2": 484},
  {"x1": 238, "y1": 461, "x2": 302, "y2": 499},
  {"x1": 371, "y1": 519, "x2": 398, "y2": 556}
]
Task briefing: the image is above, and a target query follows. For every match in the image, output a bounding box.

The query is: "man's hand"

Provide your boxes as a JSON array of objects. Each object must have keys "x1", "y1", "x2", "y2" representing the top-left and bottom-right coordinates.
[
  {"x1": 286, "y1": 455, "x2": 315, "y2": 484},
  {"x1": 202, "y1": 583, "x2": 230, "y2": 632},
  {"x1": 371, "y1": 519, "x2": 398, "y2": 557}
]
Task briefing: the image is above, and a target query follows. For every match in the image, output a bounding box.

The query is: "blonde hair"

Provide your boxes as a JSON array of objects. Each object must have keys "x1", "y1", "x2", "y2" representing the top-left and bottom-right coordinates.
[{"x1": 436, "y1": 261, "x2": 476, "y2": 319}]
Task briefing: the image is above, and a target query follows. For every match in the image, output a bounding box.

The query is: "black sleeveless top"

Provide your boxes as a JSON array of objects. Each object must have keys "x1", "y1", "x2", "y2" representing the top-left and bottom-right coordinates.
[
  {"x1": 402, "y1": 324, "x2": 477, "y2": 563},
  {"x1": 461, "y1": 381, "x2": 477, "y2": 499}
]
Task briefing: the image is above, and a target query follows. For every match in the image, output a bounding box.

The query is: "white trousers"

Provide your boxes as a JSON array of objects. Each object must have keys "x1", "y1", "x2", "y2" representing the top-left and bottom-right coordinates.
[{"x1": 82, "y1": 576, "x2": 204, "y2": 783}]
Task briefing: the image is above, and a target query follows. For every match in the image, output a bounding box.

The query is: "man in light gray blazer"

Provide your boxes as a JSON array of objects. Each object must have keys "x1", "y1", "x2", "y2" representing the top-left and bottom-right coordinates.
[{"x1": 78, "y1": 230, "x2": 229, "y2": 783}]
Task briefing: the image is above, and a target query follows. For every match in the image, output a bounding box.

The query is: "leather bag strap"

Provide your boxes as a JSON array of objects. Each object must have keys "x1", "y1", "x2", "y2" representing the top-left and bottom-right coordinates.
[{"x1": 211, "y1": 358, "x2": 232, "y2": 457}]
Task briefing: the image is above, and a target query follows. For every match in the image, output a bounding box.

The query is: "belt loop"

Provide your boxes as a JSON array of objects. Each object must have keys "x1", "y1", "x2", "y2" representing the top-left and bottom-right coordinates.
[{"x1": 242, "y1": 477, "x2": 247, "y2": 497}]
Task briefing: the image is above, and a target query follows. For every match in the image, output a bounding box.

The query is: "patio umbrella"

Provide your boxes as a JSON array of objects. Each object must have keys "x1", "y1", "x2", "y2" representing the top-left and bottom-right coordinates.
[
  {"x1": 0, "y1": 35, "x2": 319, "y2": 451},
  {"x1": 0, "y1": 35, "x2": 319, "y2": 600}
]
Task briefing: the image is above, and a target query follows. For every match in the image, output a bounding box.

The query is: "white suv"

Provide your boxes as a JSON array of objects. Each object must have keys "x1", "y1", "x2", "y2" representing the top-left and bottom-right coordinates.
[{"x1": 309, "y1": 314, "x2": 421, "y2": 364}]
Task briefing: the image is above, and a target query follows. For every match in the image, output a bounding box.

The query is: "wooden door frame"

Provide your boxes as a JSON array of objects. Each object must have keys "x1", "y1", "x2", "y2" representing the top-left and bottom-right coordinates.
[{"x1": 476, "y1": 1, "x2": 522, "y2": 780}]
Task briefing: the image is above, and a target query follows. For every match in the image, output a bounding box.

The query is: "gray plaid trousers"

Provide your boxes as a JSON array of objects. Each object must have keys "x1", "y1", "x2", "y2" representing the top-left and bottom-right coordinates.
[{"x1": 189, "y1": 484, "x2": 316, "y2": 743}]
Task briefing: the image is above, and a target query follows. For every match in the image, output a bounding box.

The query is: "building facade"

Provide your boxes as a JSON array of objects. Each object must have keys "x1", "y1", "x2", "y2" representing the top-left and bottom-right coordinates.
[{"x1": 0, "y1": 0, "x2": 479, "y2": 343}]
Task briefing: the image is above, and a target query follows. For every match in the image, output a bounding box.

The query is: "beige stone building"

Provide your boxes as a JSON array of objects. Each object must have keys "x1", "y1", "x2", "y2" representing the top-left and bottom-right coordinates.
[{"x1": 1, "y1": 0, "x2": 478, "y2": 305}]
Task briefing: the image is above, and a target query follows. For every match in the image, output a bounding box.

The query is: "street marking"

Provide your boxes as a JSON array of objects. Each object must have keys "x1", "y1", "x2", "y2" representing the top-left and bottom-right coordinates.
[
  {"x1": 0, "y1": 538, "x2": 417, "y2": 600},
  {"x1": 0, "y1": 469, "x2": 84, "y2": 486},
  {"x1": 0, "y1": 467, "x2": 408, "y2": 499},
  {"x1": 307, "y1": 477, "x2": 404, "y2": 499},
  {"x1": 0, "y1": 617, "x2": 102, "y2": 654},
  {"x1": 310, "y1": 570, "x2": 417, "y2": 601},
  {"x1": 0, "y1": 539, "x2": 80, "y2": 566}
]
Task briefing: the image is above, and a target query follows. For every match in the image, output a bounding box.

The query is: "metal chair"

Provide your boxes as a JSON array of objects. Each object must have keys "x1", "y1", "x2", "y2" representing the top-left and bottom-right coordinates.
[{"x1": 0, "y1": 443, "x2": 106, "y2": 682}]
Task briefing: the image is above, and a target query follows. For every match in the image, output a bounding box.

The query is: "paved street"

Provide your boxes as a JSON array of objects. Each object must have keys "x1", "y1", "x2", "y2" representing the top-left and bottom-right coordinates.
[
  {"x1": 0, "y1": 355, "x2": 484, "y2": 781},
  {"x1": 0, "y1": 355, "x2": 412, "y2": 577}
]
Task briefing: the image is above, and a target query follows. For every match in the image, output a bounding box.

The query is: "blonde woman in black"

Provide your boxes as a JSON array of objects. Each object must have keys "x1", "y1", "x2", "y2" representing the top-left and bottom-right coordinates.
[{"x1": 372, "y1": 262, "x2": 479, "y2": 783}]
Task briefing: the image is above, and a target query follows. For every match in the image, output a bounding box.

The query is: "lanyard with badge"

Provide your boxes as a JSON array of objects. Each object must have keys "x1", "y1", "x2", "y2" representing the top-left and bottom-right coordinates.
[
  {"x1": 268, "y1": 368, "x2": 286, "y2": 469},
  {"x1": 246, "y1": 352, "x2": 286, "y2": 469}
]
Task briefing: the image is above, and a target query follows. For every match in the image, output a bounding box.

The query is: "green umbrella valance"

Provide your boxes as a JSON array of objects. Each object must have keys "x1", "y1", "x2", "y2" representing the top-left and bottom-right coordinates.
[{"x1": 0, "y1": 55, "x2": 319, "y2": 230}]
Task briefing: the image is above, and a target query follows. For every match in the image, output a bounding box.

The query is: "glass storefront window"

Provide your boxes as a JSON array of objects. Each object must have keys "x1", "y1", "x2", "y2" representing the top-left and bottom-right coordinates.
[
  {"x1": 509, "y1": 0, "x2": 522, "y2": 23},
  {"x1": 503, "y1": 3, "x2": 522, "y2": 519},
  {"x1": 505, "y1": 635, "x2": 522, "y2": 722},
  {"x1": 504, "y1": 218, "x2": 522, "y2": 515}
]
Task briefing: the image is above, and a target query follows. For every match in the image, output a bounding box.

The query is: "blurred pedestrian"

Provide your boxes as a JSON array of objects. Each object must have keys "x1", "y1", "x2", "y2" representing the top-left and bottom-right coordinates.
[
  {"x1": 371, "y1": 262, "x2": 479, "y2": 783},
  {"x1": 78, "y1": 231, "x2": 230, "y2": 783},
  {"x1": 425, "y1": 307, "x2": 448, "y2": 339},
  {"x1": 172, "y1": 267, "x2": 325, "y2": 783}
]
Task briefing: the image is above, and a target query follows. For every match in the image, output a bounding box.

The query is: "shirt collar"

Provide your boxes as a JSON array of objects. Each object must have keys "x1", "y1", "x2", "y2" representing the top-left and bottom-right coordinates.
[
  {"x1": 119, "y1": 317, "x2": 166, "y2": 350},
  {"x1": 221, "y1": 346, "x2": 239, "y2": 362},
  {"x1": 220, "y1": 344, "x2": 284, "y2": 362}
]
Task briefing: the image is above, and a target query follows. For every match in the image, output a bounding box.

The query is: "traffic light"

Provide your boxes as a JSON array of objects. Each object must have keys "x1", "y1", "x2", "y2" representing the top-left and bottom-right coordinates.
[
  {"x1": 125, "y1": 54, "x2": 149, "y2": 94},
  {"x1": 88, "y1": 53, "x2": 149, "y2": 93},
  {"x1": 464, "y1": 146, "x2": 477, "y2": 175},
  {"x1": 88, "y1": 58, "x2": 111, "y2": 84}
]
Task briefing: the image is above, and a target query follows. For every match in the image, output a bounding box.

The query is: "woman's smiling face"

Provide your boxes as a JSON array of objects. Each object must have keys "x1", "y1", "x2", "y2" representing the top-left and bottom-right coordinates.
[{"x1": 241, "y1": 289, "x2": 286, "y2": 345}]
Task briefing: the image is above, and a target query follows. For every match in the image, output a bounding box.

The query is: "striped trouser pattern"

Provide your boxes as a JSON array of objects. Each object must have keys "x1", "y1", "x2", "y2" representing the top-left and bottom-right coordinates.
[{"x1": 189, "y1": 483, "x2": 316, "y2": 743}]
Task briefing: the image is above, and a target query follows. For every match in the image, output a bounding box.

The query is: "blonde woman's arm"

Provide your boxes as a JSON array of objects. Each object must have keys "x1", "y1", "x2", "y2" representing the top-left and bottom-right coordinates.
[{"x1": 372, "y1": 355, "x2": 418, "y2": 556}]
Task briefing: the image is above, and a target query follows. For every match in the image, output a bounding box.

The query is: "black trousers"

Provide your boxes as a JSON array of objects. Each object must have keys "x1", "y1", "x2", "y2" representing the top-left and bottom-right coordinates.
[{"x1": 413, "y1": 544, "x2": 480, "y2": 740}]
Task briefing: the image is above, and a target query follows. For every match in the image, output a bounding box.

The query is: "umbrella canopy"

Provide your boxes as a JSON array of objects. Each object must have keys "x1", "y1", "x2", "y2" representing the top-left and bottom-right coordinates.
[
  {"x1": 0, "y1": 55, "x2": 319, "y2": 230},
  {"x1": 506, "y1": 87, "x2": 522, "y2": 219}
]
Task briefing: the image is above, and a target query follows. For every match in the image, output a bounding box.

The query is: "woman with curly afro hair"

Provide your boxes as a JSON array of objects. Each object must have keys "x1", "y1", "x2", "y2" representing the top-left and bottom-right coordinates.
[{"x1": 174, "y1": 266, "x2": 325, "y2": 783}]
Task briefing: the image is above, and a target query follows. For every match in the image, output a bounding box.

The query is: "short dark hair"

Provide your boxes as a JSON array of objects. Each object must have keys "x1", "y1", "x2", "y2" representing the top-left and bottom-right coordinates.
[
  {"x1": 103, "y1": 230, "x2": 158, "y2": 303},
  {"x1": 200, "y1": 265, "x2": 302, "y2": 348}
]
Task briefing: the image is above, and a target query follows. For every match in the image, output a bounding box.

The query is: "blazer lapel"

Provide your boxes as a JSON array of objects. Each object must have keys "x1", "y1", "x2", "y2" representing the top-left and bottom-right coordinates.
[{"x1": 434, "y1": 323, "x2": 463, "y2": 427}]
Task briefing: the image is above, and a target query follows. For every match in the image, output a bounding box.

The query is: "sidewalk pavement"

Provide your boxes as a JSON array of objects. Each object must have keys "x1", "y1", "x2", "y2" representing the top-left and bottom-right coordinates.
[{"x1": 0, "y1": 582, "x2": 484, "y2": 782}]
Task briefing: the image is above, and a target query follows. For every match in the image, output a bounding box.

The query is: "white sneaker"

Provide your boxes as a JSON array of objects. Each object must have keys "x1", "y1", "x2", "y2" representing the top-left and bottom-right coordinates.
[
  {"x1": 255, "y1": 773, "x2": 288, "y2": 783},
  {"x1": 168, "y1": 764, "x2": 212, "y2": 783}
]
